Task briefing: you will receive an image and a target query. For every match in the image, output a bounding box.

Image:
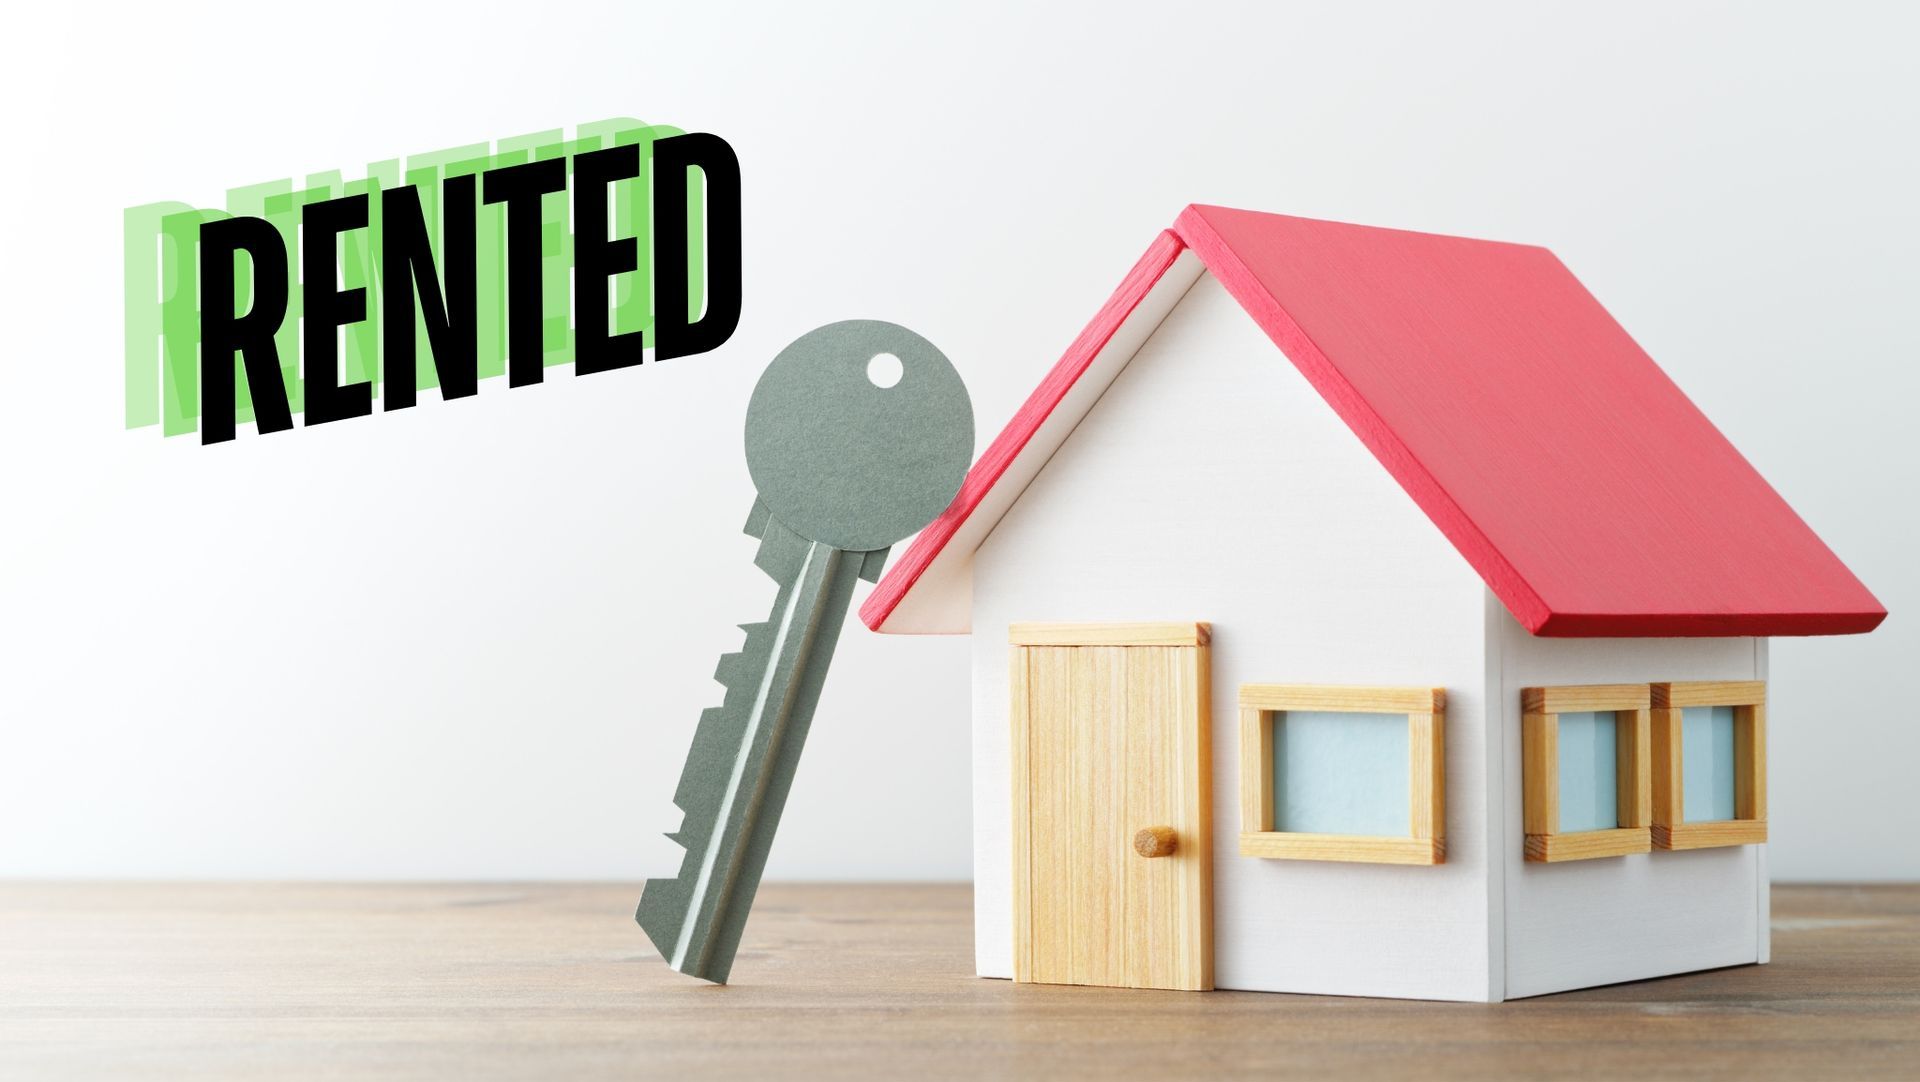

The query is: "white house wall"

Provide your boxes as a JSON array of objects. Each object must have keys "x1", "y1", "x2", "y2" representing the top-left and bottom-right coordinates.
[
  {"x1": 1491, "y1": 596, "x2": 1769, "y2": 998},
  {"x1": 968, "y1": 273, "x2": 1498, "y2": 1002}
]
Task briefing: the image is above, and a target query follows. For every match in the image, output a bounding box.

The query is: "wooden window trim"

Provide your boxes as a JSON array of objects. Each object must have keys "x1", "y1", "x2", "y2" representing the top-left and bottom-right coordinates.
[
  {"x1": 1649, "y1": 681, "x2": 1768, "y2": 850},
  {"x1": 1237, "y1": 684, "x2": 1445, "y2": 866},
  {"x1": 1522, "y1": 684, "x2": 1653, "y2": 862}
]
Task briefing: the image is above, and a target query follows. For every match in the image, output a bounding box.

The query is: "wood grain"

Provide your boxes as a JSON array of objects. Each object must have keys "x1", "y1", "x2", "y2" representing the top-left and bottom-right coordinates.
[
  {"x1": 1008, "y1": 646, "x2": 1032, "y2": 982},
  {"x1": 1008, "y1": 622, "x2": 1210, "y2": 647},
  {"x1": 1521, "y1": 684, "x2": 1649, "y2": 715},
  {"x1": 1030, "y1": 644, "x2": 1074, "y2": 982},
  {"x1": 1409, "y1": 710, "x2": 1445, "y2": 849},
  {"x1": 1651, "y1": 680, "x2": 1768, "y2": 709},
  {"x1": 1617, "y1": 707, "x2": 1653, "y2": 830},
  {"x1": 1133, "y1": 826, "x2": 1178, "y2": 858},
  {"x1": 1011, "y1": 640, "x2": 1210, "y2": 991},
  {"x1": 1238, "y1": 832, "x2": 1443, "y2": 865},
  {"x1": 1738, "y1": 703, "x2": 1768, "y2": 821},
  {"x1": 1185, "y1": 645, "x2": 1214, "y2": 990},
  {"x1": 1239, "y1": 684, "x2": 1443, "y2": 713},
  {"x1": 1237, "y1": 706, "x2": 1270, "y2": 834},
  {"x1": 1073, "y1": 645, "x2": 1123, "y2": 987},
  {"x1": 1522, "y1": 712, "x2": 1558, "y2": 836},
  {"x1": 1655, "y1": 820, "x2": 1769, "y2": 850},
  {"x1": 1653, "y1": 704, "x2": 1686, "y2": 834},
  {"x1": 1523, "y1": 827, "x2": 1653, "y2": 863},
  {"x1": 1120, "y1": 648, "x2": 1165, "y2": 990},
  {"x1": 4, "y1": 882, "x2": 1915, "y2": 1081}
]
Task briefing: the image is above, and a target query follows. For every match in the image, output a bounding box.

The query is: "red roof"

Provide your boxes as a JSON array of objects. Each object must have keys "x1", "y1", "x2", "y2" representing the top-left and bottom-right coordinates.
[{"x1": 862, "y1": 205, "x2": 1885, "y2": 638}]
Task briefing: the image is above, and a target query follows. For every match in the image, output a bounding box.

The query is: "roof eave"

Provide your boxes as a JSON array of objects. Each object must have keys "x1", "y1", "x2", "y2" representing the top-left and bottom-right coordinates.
[{"x1": 1529, "y1": 608, "x2": 1888, "y2": 638}]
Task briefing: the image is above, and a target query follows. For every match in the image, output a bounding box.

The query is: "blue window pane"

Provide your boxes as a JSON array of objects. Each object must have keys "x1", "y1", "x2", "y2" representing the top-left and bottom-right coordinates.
[
  {"x1": 1272, "y1": 711, "x2": 1408, "y2": 836},
  {"x1": 1682, "y1": 705, "x2": 1738, "y2": 822},
  {"x1": 1557, "y1": 711, "x2": 1618, "y2": 832}
]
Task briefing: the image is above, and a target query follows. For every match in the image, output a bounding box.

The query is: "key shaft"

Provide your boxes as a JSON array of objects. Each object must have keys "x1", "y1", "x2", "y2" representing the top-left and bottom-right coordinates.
[{"x1": 636, "y1": 507, "x2": 880, "y2": 983}]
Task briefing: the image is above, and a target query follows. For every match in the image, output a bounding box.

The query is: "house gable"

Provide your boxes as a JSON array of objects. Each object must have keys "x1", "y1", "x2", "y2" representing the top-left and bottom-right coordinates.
[{"x1": 865, "y1": 206, "x2": 1884, "y2": 639}]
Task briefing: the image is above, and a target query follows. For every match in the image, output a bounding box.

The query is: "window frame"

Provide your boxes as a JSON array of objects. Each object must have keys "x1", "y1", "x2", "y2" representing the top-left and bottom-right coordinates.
[
  {"x1": 1521, "y1": 684, "x2": 1653, "y2": 862},
  {"x1": 1649, "y1": 681, "x2": 1768, "y2": 850},
  {"x1": 1237, "y1": 684, "x2": 1445, "y2": 866}
]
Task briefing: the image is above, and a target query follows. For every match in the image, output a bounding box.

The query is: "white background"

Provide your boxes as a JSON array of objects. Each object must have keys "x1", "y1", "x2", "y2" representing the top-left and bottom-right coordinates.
[{"x1": 0, "y1": 1, "x2": 1913, "y2": 882}]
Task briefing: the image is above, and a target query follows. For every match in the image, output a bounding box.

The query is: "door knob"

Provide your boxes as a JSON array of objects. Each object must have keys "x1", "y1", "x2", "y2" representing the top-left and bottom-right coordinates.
[{"x1": 1133, "y1": 826, "x2": 1177, "y2": 858}]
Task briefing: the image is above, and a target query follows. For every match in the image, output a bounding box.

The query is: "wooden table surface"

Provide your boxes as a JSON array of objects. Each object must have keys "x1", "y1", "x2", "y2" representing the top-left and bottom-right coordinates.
[{"x1": 2, "y1": 882, "x2": 1915, "y2": 1080}]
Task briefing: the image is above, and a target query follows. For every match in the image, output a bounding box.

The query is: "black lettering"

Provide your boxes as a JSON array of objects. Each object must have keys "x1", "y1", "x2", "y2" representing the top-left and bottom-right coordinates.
[
  {"x1": 199, "y1": 216, "x2": 292, "y2": 444},
  {"x1": 481, "y1": 158, "x2": 567, "y2": 386},
  {"x1": 382, "y1": 177, "x2": 478, "y2": 408},
  {"x1": 574, "y1": 144, "x2": 643, "y2": 375},
  {"x1": 653, "y1": 133, "x2": 742, "y2": 361},
  {"x1": 302, "y1": 194, "x2": 372, "y2": 426}
]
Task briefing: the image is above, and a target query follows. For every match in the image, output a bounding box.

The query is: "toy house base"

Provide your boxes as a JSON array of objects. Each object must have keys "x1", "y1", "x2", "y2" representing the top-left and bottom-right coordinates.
[{"x1": 864, "y1": 208, "x2": 1872, "y2": 1003}]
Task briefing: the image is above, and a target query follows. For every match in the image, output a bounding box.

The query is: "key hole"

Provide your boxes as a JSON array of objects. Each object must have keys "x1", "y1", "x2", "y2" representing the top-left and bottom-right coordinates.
[{"x1": 866, "y1": 352, "x2": 903, "y2": 389}]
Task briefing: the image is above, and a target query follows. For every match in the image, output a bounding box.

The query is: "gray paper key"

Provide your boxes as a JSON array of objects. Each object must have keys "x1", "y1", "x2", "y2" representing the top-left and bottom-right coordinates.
[{"x1": 636, "y1": 320, "x2": 973, "y2": 983}]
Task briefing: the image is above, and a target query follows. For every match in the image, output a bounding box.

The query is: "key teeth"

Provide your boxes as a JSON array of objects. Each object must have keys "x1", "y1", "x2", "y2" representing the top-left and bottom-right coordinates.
[
  {"x1": 676, "y1": 705, "x2": 740, "y2": 813},
  {"x1": 643, "y1": 542, "x2": 839, "y2": 983},
  {"x1": 735, "y1": 624, "x2": 772, "y2": 668},
  {"x1": 670, "y1": 612, "x2": 790, "y2": 847}
]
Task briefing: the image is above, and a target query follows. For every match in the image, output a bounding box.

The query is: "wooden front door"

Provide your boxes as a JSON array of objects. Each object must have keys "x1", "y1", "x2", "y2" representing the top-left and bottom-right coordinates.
[{"x1": 1008, "y1": 622, "x2": 1213, "y2": 991}]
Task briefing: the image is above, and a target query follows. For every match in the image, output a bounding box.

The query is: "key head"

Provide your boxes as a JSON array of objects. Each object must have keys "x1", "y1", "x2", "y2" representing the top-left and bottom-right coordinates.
[{"x1": 745, "y1": 321, "x2": 974, "y2": 552}]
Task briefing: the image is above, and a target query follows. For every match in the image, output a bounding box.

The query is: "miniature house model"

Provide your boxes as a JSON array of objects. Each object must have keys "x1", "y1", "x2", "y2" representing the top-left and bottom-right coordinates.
[{"x1": 860, "y1": 206, "x2": 1885, "y2": 1002}]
